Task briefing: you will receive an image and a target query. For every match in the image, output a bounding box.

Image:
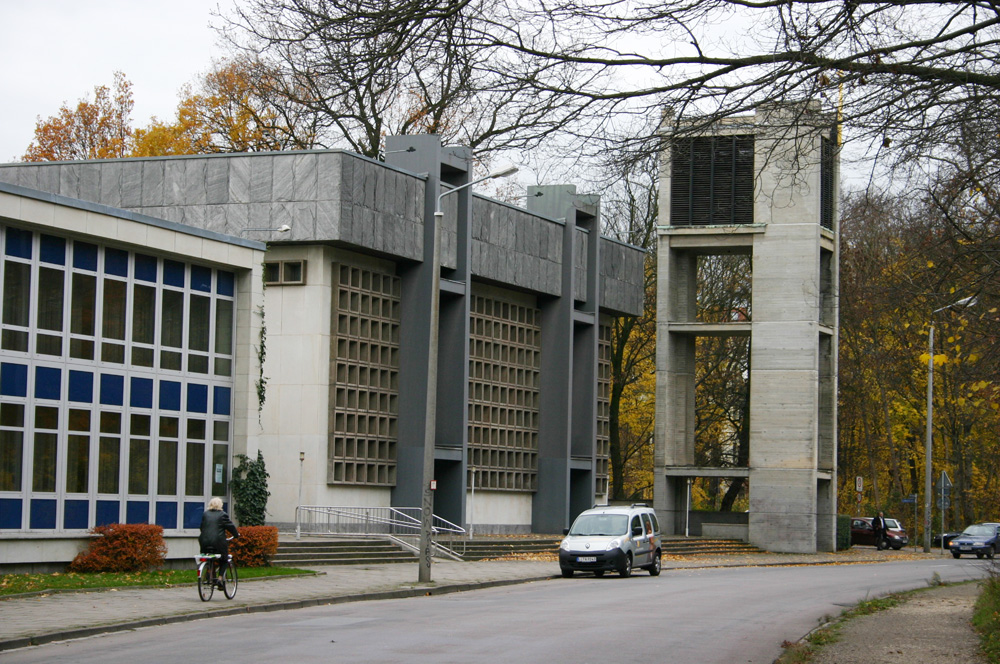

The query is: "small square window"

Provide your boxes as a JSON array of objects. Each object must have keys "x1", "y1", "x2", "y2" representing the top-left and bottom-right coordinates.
[
  {"x1": 263, "y1": 260, "x2": 306, "y2": 286},
  {"x1": 263, "y1": 262, "x2": 281, "y2": 284},
  {"x1": 283, "y1": 261, "x2": 304, "y2": 284}
]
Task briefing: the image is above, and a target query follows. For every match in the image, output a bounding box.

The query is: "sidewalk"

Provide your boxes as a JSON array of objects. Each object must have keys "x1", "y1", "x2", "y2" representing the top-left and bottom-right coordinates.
[{"x1": 0, "y1": 547, "x2": 971, "y2": 653}]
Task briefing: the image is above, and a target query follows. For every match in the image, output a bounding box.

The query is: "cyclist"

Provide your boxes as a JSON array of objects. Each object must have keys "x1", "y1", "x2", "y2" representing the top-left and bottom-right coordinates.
[{"x1": 199, "y1": 497, "x2": 239, "y2": 586}]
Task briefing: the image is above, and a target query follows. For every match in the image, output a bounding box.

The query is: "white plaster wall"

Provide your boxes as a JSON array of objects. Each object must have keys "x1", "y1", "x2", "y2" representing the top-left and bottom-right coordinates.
[
  {"x1": 252, "y1": 245, "x2": 333, "y2": 524},
  {"x1": 465, "y1": 490, "x2": 533, "y2": 529}
]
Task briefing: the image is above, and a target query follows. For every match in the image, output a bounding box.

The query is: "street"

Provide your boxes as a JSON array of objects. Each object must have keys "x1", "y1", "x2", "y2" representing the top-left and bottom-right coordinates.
[{"x1": 5, "y1": 559, "x2": 985, "y2": 664}]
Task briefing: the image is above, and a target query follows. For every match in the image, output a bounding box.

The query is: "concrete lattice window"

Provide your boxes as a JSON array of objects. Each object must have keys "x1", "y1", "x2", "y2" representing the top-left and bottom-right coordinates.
[
  {"x1": 466, "y1": 293, "x2": 540, "y2": 492},
  {"x1": 328, "y1": 264, "x2": 400, "y2": 486}
]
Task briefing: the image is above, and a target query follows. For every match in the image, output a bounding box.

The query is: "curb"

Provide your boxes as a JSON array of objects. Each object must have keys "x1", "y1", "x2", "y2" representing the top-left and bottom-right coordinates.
[
  {"x1": 0, "y1": 554, "x2": 938, "y2": 652},
  {"x1": 0, "y1": 575, "x2": 556, "y2": 652}
]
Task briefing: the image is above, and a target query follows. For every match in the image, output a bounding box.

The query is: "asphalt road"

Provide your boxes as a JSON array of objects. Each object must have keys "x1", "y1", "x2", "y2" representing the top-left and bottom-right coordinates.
[{"x1": 7, "y1": 559, "x2": 984, "y2": 664}]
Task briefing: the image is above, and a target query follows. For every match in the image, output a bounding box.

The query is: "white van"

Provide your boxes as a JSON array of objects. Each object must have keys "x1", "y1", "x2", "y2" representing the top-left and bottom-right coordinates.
[{"x1": 558, "y1": 503, "x2": 661, "y2": 578}]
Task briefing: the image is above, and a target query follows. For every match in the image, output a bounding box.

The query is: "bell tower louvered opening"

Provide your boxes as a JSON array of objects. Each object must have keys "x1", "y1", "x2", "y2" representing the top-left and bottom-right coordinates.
[
  {"x1": 820, "y1": 134, "x2": 835, "y2": 231},
  {"x1": 670, "y1": 135, "x2": 755, "y2": 226}
]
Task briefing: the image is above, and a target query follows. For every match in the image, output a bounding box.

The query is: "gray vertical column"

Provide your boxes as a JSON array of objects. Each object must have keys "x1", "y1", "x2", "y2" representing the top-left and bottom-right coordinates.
[
  {"x1": 389, "y1": 135, "x2": 441, "y2": 509},
  {"x1": 529, "y1": 185, "x2": 601, "y2": 532},
  {"x1": 435, "y1": 146, "x2": 474, "y2": 528},
  {"x1": 570, "y1": 196, "x2": 600, "y2": 519},
  {"x1": 386, "y1": 136, "x2": 471, "y2": 526}
]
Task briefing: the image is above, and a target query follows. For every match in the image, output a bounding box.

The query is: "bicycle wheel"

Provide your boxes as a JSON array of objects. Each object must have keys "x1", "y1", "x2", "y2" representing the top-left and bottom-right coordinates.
[
  {"x1": 223, "y1": 562, "x2": 238, "y2": 599},
  {"x1": 197, "y1": 561, "x2": 215, "y2": 601}
]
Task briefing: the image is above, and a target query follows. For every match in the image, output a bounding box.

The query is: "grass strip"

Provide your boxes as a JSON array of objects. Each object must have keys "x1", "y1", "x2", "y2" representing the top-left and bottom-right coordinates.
[
  {"x1": 775, "y1": 594, "x2": 904, "y2": 663},
  {"x1": 973, "y1": 573, "x2": 1000, "y2": 663},
  {"x1": 0, "y1": 566, "x2": 312, "y2": 597}
]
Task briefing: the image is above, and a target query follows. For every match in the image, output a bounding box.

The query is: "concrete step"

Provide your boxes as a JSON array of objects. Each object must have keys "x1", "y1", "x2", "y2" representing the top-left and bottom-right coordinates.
[{"x1": 273, "y1": 538, "x2": 416, "y2": 567}]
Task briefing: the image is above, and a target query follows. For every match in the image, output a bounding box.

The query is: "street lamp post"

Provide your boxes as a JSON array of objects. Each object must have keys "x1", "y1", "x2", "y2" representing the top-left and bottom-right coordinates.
[
  {"x1": 418, "y1": 165, "x2": 518, "y2": 583},
  {"x1": 924, "y1": 296, "x2": 976, "y2": 552}
]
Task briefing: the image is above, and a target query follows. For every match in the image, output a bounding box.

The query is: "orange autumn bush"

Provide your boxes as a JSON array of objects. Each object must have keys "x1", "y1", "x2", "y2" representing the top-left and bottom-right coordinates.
[
  {"x1": 68, "y1": 524, "x2": 167, "y2": 573},
  {"x1": 229, "y1": 525, "x2": 279, "y2": 567}
]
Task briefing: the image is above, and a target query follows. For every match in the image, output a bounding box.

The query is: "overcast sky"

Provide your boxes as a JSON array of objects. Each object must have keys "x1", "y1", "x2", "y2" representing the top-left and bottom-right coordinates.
[{"x1": 0, "y1": 0, "x2": 225, "y2": 162}]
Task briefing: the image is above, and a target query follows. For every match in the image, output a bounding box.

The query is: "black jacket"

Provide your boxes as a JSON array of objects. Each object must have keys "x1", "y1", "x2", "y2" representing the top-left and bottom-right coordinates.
[{"x1": 199, "y1": 509, "x2": 239, "y2": 553}]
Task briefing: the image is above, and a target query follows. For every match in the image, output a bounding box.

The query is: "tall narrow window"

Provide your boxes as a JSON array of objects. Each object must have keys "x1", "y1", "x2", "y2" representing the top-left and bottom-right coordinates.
[
  {"x1": 65, "y1": 409, "x2": 91, "y2": 494},
  {"x1": 102, "y1": 278, "x2": 126, "y2": 363},
  {"x1": 70, "y1": 273, "x2": 96, "y2": 359},
  {"x1": 214, "y1": 299, "x2": 233, "y2": 376},
  {"x1": 36, "y1": 267, "x2": 64, "y2": 355},
  {"x1": 0, "y1": 404, "x2": 24, "y2": 491},
  {"x1": 160, "y1": 290, "x2": 183, "y2": 370},
  {"x1": 2, "y1": 261, "x2": 30, "y2": 351}
]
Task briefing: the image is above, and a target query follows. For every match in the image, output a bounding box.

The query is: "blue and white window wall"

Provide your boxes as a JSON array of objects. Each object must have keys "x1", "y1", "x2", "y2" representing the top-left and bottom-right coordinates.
[{"x1": 0, "y1": 183, "x2": 264, "y2": 536}]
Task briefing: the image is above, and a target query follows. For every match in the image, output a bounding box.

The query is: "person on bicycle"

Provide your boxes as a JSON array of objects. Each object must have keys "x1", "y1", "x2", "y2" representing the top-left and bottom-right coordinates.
[{"x1": 199, "y1": 497, "x2": 239, "y2": 584}]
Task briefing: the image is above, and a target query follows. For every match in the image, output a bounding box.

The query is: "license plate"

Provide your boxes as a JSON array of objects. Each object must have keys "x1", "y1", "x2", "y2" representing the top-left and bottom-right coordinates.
[
  {"x1": 577, "y1": 556, "x2": 597, "y2": 563},
  {"x1": 961, "y1": 546, "x2": 972, "y2": 551}
]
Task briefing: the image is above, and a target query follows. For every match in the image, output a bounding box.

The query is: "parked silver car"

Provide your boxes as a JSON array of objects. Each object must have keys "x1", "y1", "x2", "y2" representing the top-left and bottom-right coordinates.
[{"x1": 559, "y1": 503, "x2": 662, "y2": 578}]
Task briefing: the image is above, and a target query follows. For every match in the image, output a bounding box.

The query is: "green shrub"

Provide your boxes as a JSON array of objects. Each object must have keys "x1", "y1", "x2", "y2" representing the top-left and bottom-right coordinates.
[
  {"x1": 974, "y1": 572, "x2": 1000, "y2": 661},
  {"x1": 230, "y1": 525, "x2": 279, "y2": 567},
  {"x1": 837, "y1": 514, "x2": 853, "y2": 550},
  {"x1": 232, "y1": 450, "x2": 270, "y2": 526},
  {"x1": 67, "y1": 524, "x2": 167, "y2": 573}
]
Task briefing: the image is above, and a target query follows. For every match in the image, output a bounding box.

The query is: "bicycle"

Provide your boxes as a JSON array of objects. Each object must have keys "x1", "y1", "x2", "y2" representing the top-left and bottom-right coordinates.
[{"x1": 195, "y1": 540, "x2": 238, "y2": 601}]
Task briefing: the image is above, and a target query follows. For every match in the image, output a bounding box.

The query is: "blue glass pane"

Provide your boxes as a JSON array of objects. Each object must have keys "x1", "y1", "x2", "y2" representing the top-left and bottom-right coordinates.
[
  {"x1": 96, "y1": 500, "x2": 120, "y2": 526},
  {"x1": 0, "y1": 499, "x2": 23, "y2": 529},
  {"x1": 64, "y1": 499, "x2": 89, "y2": 529},
  {"x1": 213, "y1": 386, "x2": 232, "y2": 416},
  {"x1": 163, "y1": 259, "x2": 185, "y2": 287},
  {"x1": 100, "y1": 374, "x2": 125, "y2": 406},
  {"x1": 217, "y1": 270, "x2": 235, "y2": 296},
  {"x1": 155, "y1": 501, "x2": 177, "y2": 529},
  {"x1": 0, "y1": 363, "x2": 28, "y2": 397},
  {"x1": 5, "y1": 227, "x2": 33, "y2": 258},
  {"x1": 191, "y1": 265, "x2": 212, "y2": 292},
  {"x1": 35, "y1": 366, "x2": 62, "y2": 400},
  {"x1": 184, "y1": 502, "x2": 204, "y2": 529},
  {"x1": 68, "y1": 370, "x2": 94, "y2": 403},
  {"x1": 135, "y1": 253, "x2": 158, "y2": 282},
  {"x1": 130, "y1": 377, "x2": 154, "y2": 409},
  {"x1": 30, "y1": 499, "x2": 57, "y2": 529},
  {"x1": 40, "y1": 234, "x2": 66, "y2": 265},
  {"x1": 126, "y1": 501, "x2": 149, "y2": 524},
  {"x1": 188, "y1": 384, "x2": 208, "y2": 413},
  {"x1": 73, "y1": 241, "x2": 99, "y2": 271},
  {"x1": 159, "y1": 381, "x2": 181, "y2": 411},
  {"x1": 105, "y1": 248, "x2": 129, "y2": 277}
]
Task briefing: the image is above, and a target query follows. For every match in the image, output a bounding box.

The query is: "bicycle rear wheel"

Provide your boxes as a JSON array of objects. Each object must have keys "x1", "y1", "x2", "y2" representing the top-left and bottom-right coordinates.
[
  {"x1": 197, "y1": 561, "x2": 215, "y2": 601},
  {"x1": 223, "y1": 562, "x2": 238, "y2": 599}
]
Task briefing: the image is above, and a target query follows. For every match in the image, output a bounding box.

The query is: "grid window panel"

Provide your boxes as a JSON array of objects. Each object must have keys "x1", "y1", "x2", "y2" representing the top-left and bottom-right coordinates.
[
  {"x1": 467, "y1": 294, "x2": 540, "y2": 492},
  {"x1": 595, "y1": 324, "x2": 612, "y2": 496},
  {"x1": 0, "y1": 224, "x2": 236, "y2": 531},
  {"x1": 328, "y1": 264, "x2": 400, "y2": 486}
]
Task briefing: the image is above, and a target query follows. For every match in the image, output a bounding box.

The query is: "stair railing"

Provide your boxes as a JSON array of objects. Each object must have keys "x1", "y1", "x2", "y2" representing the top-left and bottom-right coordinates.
[{"x1": 295, "y1": 505, "x2": 466, "y2": 558}]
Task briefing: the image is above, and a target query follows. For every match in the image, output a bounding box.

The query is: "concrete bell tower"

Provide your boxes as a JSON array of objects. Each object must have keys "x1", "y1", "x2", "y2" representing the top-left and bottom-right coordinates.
[{"x1": 654, "y1": 101, "x2": 839, "y2": 553}]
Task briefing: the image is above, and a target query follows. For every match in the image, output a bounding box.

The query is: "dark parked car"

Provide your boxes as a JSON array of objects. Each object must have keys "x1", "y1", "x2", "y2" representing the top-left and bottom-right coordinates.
[
  {"x1": 851, "y1": 517, "x2": 909, "y2": 550},
  {"x1": 932, "y1": 532, "x2": 962, "y2": 548},
  {"x1": 949, "y1": 523, "x2": 1000, "y2": 559}
]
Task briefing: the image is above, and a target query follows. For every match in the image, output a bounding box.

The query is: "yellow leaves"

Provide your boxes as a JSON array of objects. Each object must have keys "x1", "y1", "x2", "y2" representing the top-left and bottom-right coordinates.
[
  {"x1": 23, "y1": 71, "x2": 135, "y2": 162},
  {"x1": 927, "y1": 261, "x2": 935, "y2": 268}
]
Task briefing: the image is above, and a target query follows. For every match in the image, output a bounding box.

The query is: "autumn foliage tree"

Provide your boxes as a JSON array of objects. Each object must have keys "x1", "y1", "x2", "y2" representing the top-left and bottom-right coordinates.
[
  {"x1": 23, "y1": 62, "x2": 319, "y2": 162},
  {"x1": 133, "y1": 58, "x2": 319, "y2": 156},
  {"x1": 23, "y1": 72, "x2": 135, "y2": 162},
  {"x1": 838, "y1": 156, "x2": 1000, "y2": 537}
]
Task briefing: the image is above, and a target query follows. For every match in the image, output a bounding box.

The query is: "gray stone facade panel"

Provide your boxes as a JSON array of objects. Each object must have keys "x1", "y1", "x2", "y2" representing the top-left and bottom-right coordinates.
[{"x1": 0, "y1": 149, "x2": 643, "y2": 314}]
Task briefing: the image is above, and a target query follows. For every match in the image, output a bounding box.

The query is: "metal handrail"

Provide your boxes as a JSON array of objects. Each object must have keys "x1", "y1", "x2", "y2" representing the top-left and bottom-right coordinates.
[{"x1": 295, "y1": 505, "x2": 465, "y2": 547}]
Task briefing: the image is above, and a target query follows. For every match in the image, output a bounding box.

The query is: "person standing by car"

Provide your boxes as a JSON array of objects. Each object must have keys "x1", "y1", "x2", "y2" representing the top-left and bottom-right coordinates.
[
  {"x1": 199, "y1": 497, "x2": 239, "y2": 583},
  {"x1": 872, "y1": 511, "x2": 887, "y2": 550}
]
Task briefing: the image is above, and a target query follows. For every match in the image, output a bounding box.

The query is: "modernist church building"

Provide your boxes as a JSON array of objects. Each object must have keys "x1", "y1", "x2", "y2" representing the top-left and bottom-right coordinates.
[{"x1": 0, "y1": 135, "x2": 644, "y2": 569}]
